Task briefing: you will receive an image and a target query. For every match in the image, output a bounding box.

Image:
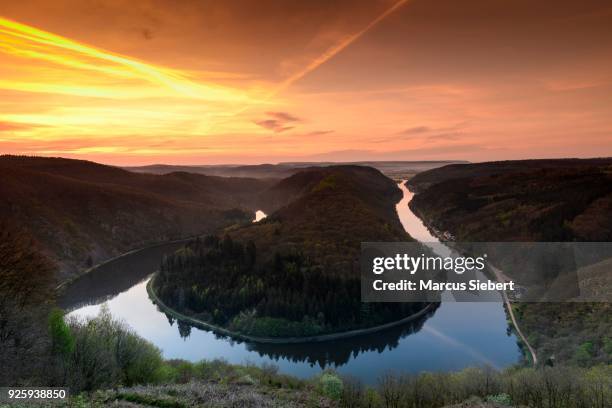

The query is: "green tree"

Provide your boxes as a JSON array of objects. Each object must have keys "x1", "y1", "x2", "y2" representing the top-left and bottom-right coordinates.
[{"x1": 49, "y1": 308, "x2": 74, "y2": 357}]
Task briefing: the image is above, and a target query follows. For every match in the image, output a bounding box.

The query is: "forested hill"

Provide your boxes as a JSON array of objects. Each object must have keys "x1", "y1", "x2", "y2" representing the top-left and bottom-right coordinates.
[
  {"x1": 154, "y1": 166, "x2": 426, "y2": 337},
  {"x1": 240, "y1": 165, "x2": 411, "y2": 267},
  {"x1": 0, "y1": 155, "x2": 275, "y2": 280},
  {"x1": 407, "y1": 158, "x2": 612, "y2": 241},
  {"x1": 406, "y1": 158, "x2": 612, "y2": 367}
]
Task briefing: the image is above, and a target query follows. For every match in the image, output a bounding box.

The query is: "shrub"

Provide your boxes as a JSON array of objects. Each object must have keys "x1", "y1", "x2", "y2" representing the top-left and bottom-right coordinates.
[
  {"x1": 340, "y1": 375, "x2": 363, "y2": 408},
  {"x1": 486, "y1": 393, "x2": 513, "y2": 405},
  {"x1": 174, "y1": 361, "x2": 194, "y2": 384},
  {"x1": 48, "y1": 308, "x2": 74, "y2": 358},
  {"x1": 574, "y1": 341, "x2": 595, "y2": 366},
  {"x1": 65, "y1": 305, "x2": 163, "y2": 391},
  {"x1": 319, "y1": 372, "x2": 343, "y2": 400},
  {"x1": 119, "y1": 332, "x2": 164, "y2": 386}
]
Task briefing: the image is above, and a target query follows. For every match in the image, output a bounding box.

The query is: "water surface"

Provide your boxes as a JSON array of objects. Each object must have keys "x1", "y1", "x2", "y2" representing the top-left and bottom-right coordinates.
[{"x1": 64, "y1": 183, "x2": 520, "y2": 383}]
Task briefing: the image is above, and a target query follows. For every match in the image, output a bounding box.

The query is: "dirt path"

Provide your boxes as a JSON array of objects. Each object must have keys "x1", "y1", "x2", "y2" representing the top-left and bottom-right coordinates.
[{"x1": 490, "y1": 266, "x2": 538, "y2": 365}]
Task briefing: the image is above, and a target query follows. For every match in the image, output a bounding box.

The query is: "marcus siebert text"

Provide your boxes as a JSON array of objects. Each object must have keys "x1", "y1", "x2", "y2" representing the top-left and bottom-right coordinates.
[{"x1": 372, "y1": 279, "x2": 515, "y2": 292}]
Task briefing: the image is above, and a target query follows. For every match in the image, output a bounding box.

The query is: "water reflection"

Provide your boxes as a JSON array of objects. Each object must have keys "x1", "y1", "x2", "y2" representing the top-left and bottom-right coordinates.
[
  {"x1": 59, "y1": 241, "x2": 186, "y2": 311},
  {"x1": 243, "y1": 304, "x2": 439, "y2": 367},
  {"x1": 253, "y1": 210, "x2": 267, "y2": 222},
  {"x1": 61, "y1": 182, "x2": 520, "y2": 383}
]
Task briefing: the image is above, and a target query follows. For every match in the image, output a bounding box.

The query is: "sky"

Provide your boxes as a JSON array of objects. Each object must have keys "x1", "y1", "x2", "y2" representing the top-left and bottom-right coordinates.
[{"x1": 0, "y1": 0, "x2": 611, "y2": 165}]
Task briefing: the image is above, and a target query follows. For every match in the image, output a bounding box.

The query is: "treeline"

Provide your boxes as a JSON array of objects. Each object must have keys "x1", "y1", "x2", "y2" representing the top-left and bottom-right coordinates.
[
  {"x1": 154, "y1": 236, "x2": 427, "y2": 337},
  {"x1": 338, "y1": 365, "x2": 611, "y2": 408}
]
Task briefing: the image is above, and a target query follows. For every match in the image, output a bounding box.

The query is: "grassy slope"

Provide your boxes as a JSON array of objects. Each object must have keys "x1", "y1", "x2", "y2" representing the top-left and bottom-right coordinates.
[{"x1": 407, "y1": 158, "x2": 612, "y2": 366}]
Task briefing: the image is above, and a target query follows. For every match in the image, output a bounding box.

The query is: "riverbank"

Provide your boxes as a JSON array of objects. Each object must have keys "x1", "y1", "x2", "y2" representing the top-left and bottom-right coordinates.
[
  {"x1": 54, "y1": 237, "x2": 197, "y2": 292},
  {"x1": 147, "y1": 273, "x2": 435, "y2": 345},
  {"x1": 403, "y1": 181, "x2": 538, "y2": 366}
]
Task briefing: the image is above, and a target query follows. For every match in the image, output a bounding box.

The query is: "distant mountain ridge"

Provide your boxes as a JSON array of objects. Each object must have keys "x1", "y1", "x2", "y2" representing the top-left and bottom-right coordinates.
[{"x1": 126, "y1": 160, "x2": 466, "y2": 179}]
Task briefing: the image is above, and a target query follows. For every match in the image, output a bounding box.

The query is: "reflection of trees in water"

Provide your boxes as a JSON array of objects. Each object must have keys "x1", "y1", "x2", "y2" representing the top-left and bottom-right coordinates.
[
  {"x1": 249, "y1": 305, "x2": 439, "y2": 368},
  {"x1": 178, "y1": 320, "x2": 192, "y2": 339},
  {"x1": 61, "y1": 240, "x2": 442, "y2": 369},
  {"x1": 165, "y1": 313, "x2": 175, "y2": 327},
  {"x1": 176, "y1": 303, "x2": 440, "y2": 369},
  {"x1": 58, "y1": 242, "x2": 186, "y2": 311}
]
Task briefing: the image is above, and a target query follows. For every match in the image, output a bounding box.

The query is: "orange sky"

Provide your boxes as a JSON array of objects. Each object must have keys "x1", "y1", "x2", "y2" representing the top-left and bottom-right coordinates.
[{"x1": 1, "y1": 0, "x2": 611, "y2": 165}]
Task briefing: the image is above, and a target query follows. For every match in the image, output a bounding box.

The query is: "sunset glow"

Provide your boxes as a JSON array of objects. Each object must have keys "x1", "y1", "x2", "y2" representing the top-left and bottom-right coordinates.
[{"x1": 1, "y1": 0, "x2": 611, "y2": 164}]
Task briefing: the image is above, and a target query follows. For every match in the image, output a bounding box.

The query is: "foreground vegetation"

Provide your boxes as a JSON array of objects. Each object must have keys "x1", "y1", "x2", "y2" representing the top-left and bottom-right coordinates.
[
  {"x1": 7, "y1": 307, "x2": 603, "y2": 407},
  {"x1": 36, "y1": 364, "x2": 612, "y2": 408}
]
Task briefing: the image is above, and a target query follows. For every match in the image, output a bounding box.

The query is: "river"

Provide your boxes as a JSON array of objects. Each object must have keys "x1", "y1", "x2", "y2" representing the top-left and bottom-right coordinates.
[{"x1": 61, "y1": 181, "x2": 520, "y2": 384}]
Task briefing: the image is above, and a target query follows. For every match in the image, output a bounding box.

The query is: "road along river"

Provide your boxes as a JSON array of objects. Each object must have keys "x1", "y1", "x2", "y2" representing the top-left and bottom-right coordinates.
[{"x1": 62, "y1": 182, "x2": 521, "y2": 384}]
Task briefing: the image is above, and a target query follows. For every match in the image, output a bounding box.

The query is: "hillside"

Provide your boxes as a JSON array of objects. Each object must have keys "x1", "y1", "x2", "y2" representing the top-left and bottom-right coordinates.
[
  {"x1": 153, "y1": 166, "x2": 428, "y2": 337},
  {"x1": 407, "y1": 158, "x2": 612, "y2": 193},
  {"x1": 407, "y1": 158, "x2": 612, "y2": 241},
  {"x1": 0, "y1": 156, "x2": 274, "y2": 280},
  {"x1": 406, "y1": 158, "x2": 612, "y2": 366},
  {"x1": 241, "y1": 166, "x2": 410, "y2": 264}
]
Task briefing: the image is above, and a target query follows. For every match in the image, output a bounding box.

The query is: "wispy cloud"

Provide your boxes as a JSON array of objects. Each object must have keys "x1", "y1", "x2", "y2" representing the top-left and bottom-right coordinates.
[
  {"x1": 0, "y1": 16, "x2": 273, "y2": 154},
  {"x1": 0, "y1": 121, "x2": 41, "y2": 132},
  {"x1": 273, "y1": 0, "x2": 412, "y2": 94},
  {"x1": 305, "y1": 130, "x2": 334, "y2": 137},
  {"x1": 399, "y1": 126, "x2": 431, "y2": 135},
  {"x1": 254, "y1": 111, "x2": 301, "y2": 133},
  {"x1": 372, "y1": 123, "x2": 468, "y2": 143},
  {"x1": 266, "y1": 111, "x2": 300, "y2": 122},
  {"x1": 0, "y1": 17, "x2": 256, "y2": 102}
]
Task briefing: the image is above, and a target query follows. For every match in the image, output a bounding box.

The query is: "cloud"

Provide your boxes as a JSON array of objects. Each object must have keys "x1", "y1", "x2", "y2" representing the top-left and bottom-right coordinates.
[
  {"x1": 425, "y1": 132, "x2": 463, "y2": 141},
  {"x1": 254, "y1": 111, "x2": 301, "y2": 133},
  {"x1": 400, "y1": 126, "x2": 431, "y2": 135},
  {"x1": 372, "y1": 123, "x2": 468, "y2": 142},
  {"x1": 305, "y1": 130, "x2": 334, "y2": 136},
  {"x1": 254, "y1": 119, "x2": 294, "y2": 133},
  {"x1": 266, "y1": 111, "x2": 300, "y2": 122},
  {"x1": 273, "y1": 0, "x2": 412, "y2": 94},
  {"x1": 0, "y1": 121, "x2": 40, "y2": 132},
  {"x1": 141, "y1": 28, "x2": 154, "y2": 40}
]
